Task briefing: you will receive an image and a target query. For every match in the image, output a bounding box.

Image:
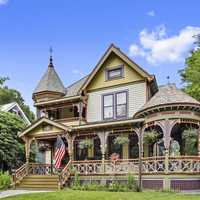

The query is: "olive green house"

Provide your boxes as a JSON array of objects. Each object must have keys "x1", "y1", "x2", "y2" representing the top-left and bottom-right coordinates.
[{"x1": 13, "y1": 44, "x2": 200, "y2": 190}]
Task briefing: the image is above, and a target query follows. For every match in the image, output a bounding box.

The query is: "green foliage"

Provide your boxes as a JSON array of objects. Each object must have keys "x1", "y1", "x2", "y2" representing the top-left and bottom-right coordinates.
[
  {"x1": 144, "y1": 130, "x2": 159, "y2": 144},
  {"x1": 0, "y1": 171, "x2": 11, "y2": 190},
  {"x1": 0, "y1": 76, "x2": 35, "y2": 122},
  {"x1": 127, "y1": 173, "x2": 138, "y2": 191},
  {"x1": 73, "y1": 172, "x2": 81, "y2": 187},
  {"x1": 0, "y1": 77, "x2": 9, "y2": 86},
  {"x1": 78, "y1": 139, "x2": 93, "y2": 150},
  {"x1": 182, "y1": 128, "x2": 198, "y2": 155},
  {"x1": 179, "y1": 38, "x2": 200, "y2": 101},
  {"x1": 114, "y1": 136, "x2": 129, "y2": 145},
  {"x1": 71, "y1": 174, "x2": 138, "y2": 192},
  {"x1": 0, "y1": 111, "x2": 26, "y2": 171}
]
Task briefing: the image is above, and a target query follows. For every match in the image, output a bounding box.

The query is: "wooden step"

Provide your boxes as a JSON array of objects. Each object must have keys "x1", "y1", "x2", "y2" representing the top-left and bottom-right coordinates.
[
  {"x1": 17, "y1": 184, "x2": 58, "y2": 189},
  {"x1": 17, "y1": 175, "x2": 59, "y2": 190}
]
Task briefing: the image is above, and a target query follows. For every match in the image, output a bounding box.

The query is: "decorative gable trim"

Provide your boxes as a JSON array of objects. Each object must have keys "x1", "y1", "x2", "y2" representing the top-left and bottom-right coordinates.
[
  {"x1": 19, "y1": 117, "x2": 70, "y2": 137},
  {"x1": 79, "y1": 44, "x2": 155, "y2": 92}
]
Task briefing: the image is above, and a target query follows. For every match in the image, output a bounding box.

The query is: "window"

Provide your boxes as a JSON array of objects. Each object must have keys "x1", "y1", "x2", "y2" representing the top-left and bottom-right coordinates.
[
  {"x1": 106, "y1": 65, "x2": 124, "y2": 80},
  {"x1": 103, "y1": 91, "x2": 128, "y2": 120},
  {"x1": 116, "y1": 92, "x2": 127, "y2": 118},
  {"x1": 103, "y1": 94, "x2": 114, "y2": 119}
]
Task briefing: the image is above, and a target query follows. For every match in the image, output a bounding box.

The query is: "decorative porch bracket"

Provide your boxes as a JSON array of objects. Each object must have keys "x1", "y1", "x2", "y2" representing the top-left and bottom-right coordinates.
[{"x1": 155, "y1": 119, "x2": 179, "y2": 174}]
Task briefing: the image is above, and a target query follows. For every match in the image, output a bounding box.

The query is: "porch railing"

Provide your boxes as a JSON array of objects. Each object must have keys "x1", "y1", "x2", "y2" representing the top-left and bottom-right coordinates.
[
  {"x1": 71, "y1": 156, "x2": 200, "y2": 175},
  {"x1": 12, "y1": 156, "x2": 200, "y2": 187}
]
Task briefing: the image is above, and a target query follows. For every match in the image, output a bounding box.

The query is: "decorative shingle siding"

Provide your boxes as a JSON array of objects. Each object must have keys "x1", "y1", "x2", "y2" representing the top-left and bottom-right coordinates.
[{"x1": 87, "y1": 82, "x2": 146, "y2": 122}]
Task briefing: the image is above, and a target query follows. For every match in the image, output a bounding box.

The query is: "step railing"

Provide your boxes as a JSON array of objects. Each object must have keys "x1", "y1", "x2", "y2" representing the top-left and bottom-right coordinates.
[
  {"x1": 58, "y1": 160, "x2": 72, "y2": 189},
  {"x1": 12, "y1": 162, "x2": 29, "y2": 188}
]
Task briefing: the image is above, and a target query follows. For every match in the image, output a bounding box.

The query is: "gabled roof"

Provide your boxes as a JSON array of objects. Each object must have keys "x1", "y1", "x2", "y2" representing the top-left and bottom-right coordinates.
[
  {"x1": 33, "y1": 57, "x2": 65, "y2": 94},
  {"x1": 134, "y1": 84, "x2": 200, "y2": 117},
  {"x1": 19, "y1": 117, "x2": 70, "y2": 137},
  {"x1": 0, "y1": 102, "x2": 31, "y2": 125},
  {"x1": 79, "y1": 44, "x2": 155, "y2": 92}
]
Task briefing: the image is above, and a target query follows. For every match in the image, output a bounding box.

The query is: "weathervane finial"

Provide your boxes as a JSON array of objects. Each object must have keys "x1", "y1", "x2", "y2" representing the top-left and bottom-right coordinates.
[
  {"x1": 49, "y1": 46, "x2": 53, "y2": 67},
  {"x1": 167, "y1": 76, "x2": 170, "y2": 85}
]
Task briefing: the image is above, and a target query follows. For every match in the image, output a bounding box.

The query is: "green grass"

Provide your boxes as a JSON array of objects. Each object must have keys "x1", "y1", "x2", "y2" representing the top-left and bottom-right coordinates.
[{"x1": 2, "y1": 190, "x2": 200, "y2": 200}]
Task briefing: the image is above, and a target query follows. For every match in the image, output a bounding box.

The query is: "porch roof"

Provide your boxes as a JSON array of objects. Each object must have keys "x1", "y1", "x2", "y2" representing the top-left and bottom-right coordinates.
[
  {"x1": 18, "y1": 117, "x2": 70, "y2": 138},
  {"x1": 72, "y1": 118, "x2": 144, "y2": 131}
]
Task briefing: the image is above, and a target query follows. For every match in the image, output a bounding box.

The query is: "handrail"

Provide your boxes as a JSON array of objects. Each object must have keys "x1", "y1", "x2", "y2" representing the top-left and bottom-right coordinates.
[
  {"x1": 58, "y1": 160, "x2": 72, "y2": 189},
  {"x1": 12, "y1": 162, "x2": 29, "y2": 188}
]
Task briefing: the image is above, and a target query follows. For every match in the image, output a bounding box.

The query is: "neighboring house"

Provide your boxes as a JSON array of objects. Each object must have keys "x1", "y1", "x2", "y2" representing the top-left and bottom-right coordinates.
[
  {"x1": 15, "y1": 44, "x2": 200, "y2": 190},
  {"x1": 0, "y1": 102, "x2": 31, "y2": 125}
]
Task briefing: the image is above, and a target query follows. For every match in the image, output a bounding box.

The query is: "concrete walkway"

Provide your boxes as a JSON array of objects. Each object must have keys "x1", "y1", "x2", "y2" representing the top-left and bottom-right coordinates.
[{"x1": 0, "y1": 190, "x2": 52, "y2": 199}]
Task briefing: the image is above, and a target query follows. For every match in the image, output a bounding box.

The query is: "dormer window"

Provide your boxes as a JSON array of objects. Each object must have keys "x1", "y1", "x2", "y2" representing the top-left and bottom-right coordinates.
[{"x1": 106, "y1": 65, "x2": 124, "y2": 81}]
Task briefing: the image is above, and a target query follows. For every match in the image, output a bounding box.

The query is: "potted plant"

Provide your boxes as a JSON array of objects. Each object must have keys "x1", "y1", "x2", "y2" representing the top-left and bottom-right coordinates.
[
  {"x1": 143, "y1": 130, "x2": 159, "y2": 145},
  {"x1": 114, "y1": 135, "x2": 129, "y2": 145},
  {"x1": 182, "y1": 128, "x2": 198, "y2": 155},
  {"x1": 78, "y1": 139, "x2": 93, "y2": 150}
]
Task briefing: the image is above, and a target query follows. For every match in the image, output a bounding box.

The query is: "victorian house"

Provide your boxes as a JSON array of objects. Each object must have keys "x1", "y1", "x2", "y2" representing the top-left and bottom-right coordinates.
[{"x1": 13, "y1": 44, "x2": 200, "y2": 190}]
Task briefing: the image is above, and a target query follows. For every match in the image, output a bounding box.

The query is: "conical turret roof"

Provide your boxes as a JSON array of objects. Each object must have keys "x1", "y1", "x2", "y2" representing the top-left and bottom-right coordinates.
[{"x1": 33, "y1": 56, "x2": 65, "y2": 94}]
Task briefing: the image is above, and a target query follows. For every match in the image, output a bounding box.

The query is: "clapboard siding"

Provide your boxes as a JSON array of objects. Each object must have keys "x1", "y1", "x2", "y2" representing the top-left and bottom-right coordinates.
[{"x1": 87, "y1": 82, "x2": 146, "y2": 122}]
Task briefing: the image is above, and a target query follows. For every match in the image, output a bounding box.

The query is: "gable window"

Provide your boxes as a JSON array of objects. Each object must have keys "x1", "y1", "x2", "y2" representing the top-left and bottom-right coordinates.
[
  {"x1": 103, "y1": 91, "x2": 128, "y2": 120},
  {"x1": 106, "y1": 65, "x2": 124, "y2": 80}
]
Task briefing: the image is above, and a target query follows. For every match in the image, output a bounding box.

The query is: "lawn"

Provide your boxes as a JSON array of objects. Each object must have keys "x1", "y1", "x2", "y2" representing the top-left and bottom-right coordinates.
[{"x1": 2, "y1": 190, "x2": 200, "y2": 200}]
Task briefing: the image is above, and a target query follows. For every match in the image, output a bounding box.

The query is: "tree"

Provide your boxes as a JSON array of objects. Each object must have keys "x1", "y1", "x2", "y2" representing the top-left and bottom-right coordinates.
[
  {"x1": 179, "y1": 35, "x2": 200, "y2": 101},
  {"x1": 0, "y1": 111, "x2": 26, "y2": 171},
  {"x1": 0, "y1": 76, "x2": 35, "y2": 122}
]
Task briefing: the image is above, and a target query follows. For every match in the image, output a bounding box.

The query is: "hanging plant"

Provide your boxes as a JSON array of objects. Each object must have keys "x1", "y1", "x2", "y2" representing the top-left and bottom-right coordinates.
[
  {"x1": 143, "y1": 130, "x2": 159, "y2": 144},
  {"x1": 78, "y1": 139, "x2": 93, "y2": 150},
  {"x1": 182, "y1": 128, "x2": 198, "y2": 155},
  {"x1": 114, "y1": 136, "x2": 129, "y2": 145}
]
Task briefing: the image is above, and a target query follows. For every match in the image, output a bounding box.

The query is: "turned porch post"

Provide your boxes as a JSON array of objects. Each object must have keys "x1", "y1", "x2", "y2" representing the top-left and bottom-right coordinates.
[
  {"x1": 97, "y1": 131, "x2": 109, "y2": 173},
  {"x1": 198, "y1": 128, "x2": 200, "y2": 156},
  {"x1": 65, "y1": 134, "x2": 75, "y2": 161},
  {"x1": 138, "y1": 125, "x2": 144, "y2": 192},
  {"x1": 24, "y1": 137, "x2": 32, "y2": 163}
]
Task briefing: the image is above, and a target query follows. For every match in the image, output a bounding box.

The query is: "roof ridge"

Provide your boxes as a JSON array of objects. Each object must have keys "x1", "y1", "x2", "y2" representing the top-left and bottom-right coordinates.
[{"x1": 65, "y1": 74, "x2": 89, "y2": 89}]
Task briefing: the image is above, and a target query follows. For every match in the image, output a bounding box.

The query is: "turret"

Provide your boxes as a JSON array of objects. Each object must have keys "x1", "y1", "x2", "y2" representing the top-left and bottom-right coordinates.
[{"x1": 33, "y1": 51, "x2": 65, "y2": 103}]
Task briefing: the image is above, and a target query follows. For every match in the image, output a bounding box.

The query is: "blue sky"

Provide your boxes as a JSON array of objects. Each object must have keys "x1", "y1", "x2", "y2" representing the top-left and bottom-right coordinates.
[{"x1": 0, "y1": 0, "x2": 200, "y2": 111}]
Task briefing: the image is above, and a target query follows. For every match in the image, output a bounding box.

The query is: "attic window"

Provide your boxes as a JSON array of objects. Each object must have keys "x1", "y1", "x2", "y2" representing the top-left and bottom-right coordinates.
[{"x1": 106, "y1": 65, "x2": 124, "y2": 81}]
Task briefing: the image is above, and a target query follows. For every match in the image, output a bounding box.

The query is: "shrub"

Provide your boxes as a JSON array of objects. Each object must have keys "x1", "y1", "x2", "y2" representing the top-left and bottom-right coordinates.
[
  {"x1": 127, "y1": 173, "x2": 137, "y2": 191},
  {"x1": 72, "y1": 172, "x2": 80, "y2": 187},
  {"x1": 0, "y1": 171, "x2": 11, "y2": 190}
]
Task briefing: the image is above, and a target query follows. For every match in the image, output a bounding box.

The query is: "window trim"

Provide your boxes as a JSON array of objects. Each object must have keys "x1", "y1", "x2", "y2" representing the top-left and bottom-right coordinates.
[
  {"x1": 105, "y1": 65, "x2": 124, "y2": 81},
  {"x1": 102, "y1": 93, "x2": 114, "y2": 120},
  {"x1": 115, "y1": 91, "x2": 128, "y2": 119},
  {"x1": 102, "y1": 90, "x2": 128, "y2": 121}
]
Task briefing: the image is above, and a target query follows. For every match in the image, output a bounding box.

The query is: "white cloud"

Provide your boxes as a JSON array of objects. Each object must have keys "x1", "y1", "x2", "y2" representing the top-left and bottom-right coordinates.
[
  {"x1": 0, "y1": 0, "x2": 8, "y2": 5},
  {"x1": 72, "y1": 69, "x2": 82, "y2": 75},
  {"x1": 129, "y1": 25, "x2": 200, "y2": 64},
  {"x1": 147, "y1": 10, "x2": 155, "y2": 17}
]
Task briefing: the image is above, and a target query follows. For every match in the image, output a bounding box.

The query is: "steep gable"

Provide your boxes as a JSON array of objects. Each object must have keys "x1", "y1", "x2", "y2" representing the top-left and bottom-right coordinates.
[{"x1": 81, "y1": 44, "x2": 154, "y2": 92}]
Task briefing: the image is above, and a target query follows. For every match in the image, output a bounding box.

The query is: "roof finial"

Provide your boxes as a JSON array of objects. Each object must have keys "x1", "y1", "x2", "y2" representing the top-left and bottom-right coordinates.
[
  {"x1": 48, "y1": 46, "x2": 54, "y2": 67},
  {"x1": 167, "y1": 76, "x2": 170, "y2": 85}
]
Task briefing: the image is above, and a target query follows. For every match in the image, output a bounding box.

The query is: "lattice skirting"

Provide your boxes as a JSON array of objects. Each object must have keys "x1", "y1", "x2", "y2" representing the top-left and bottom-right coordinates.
[{"x1": 75, "y1": 175, "x2": 200, "y2": 190}]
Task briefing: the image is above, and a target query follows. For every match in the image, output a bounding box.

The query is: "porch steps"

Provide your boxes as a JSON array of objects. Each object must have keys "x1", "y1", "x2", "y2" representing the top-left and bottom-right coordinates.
[{"x1": 17, "y1": 175, "x2": 59, "y2": 190}]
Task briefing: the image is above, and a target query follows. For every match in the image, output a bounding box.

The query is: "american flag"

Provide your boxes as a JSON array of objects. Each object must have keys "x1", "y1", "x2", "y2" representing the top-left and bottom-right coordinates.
[{"x1": 54, "y1": 136, "x2": 65, "y2": 169}]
